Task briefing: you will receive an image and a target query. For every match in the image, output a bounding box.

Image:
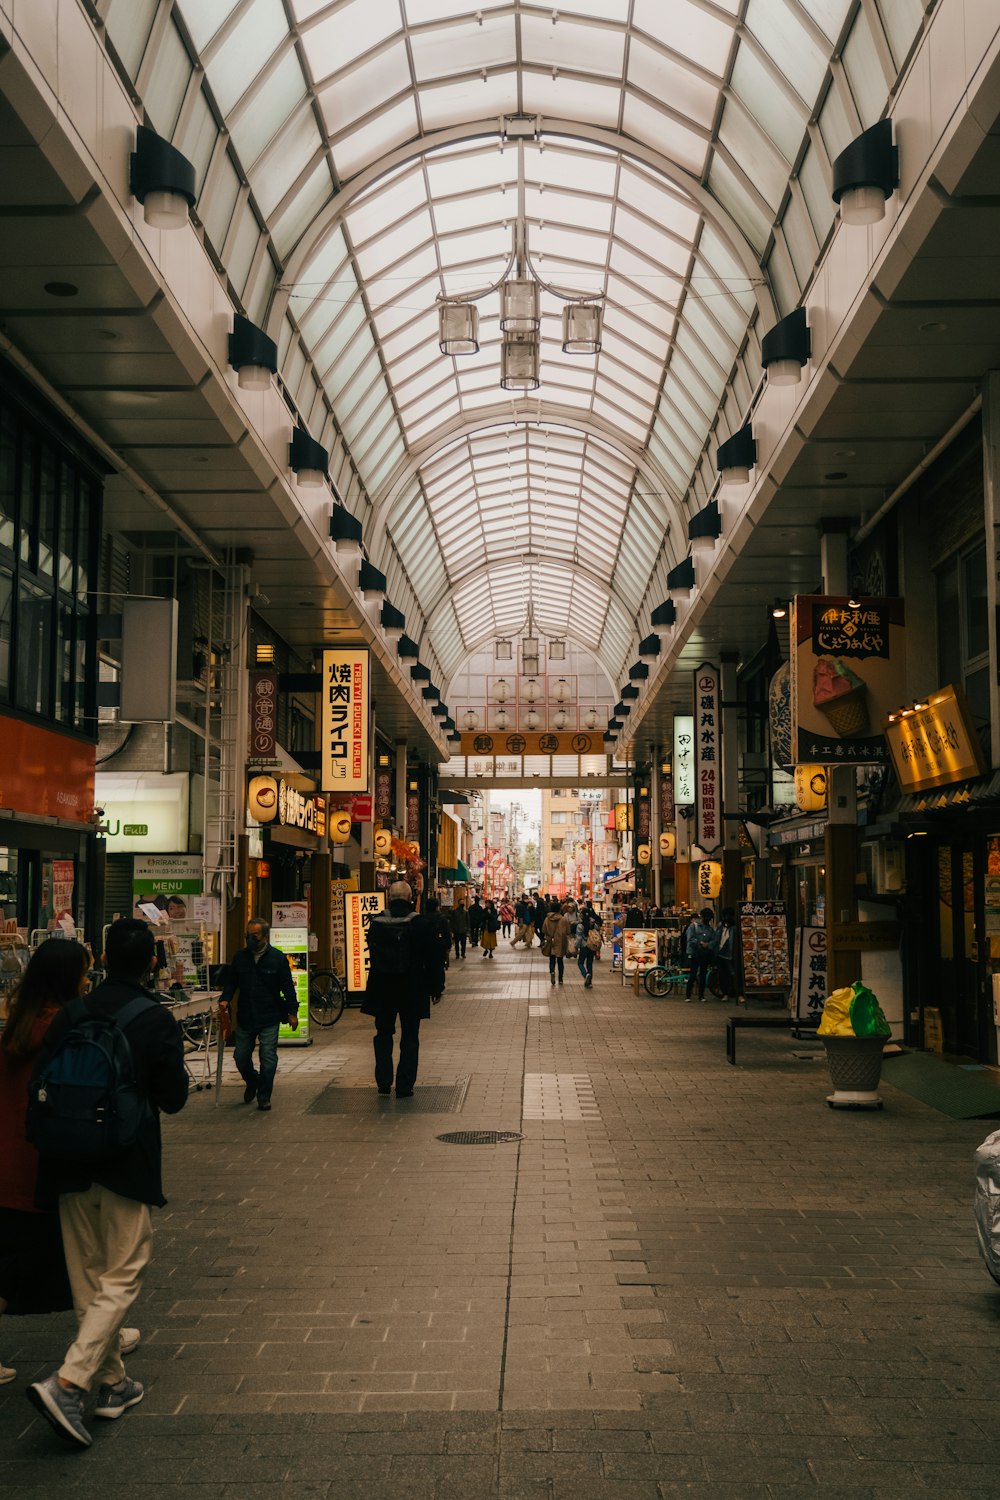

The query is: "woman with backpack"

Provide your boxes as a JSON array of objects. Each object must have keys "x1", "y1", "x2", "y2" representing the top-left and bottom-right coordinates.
[
  {"x1": 0, "y1": 940, "x2": 91, "y2": 1384},
  {"x1": 576, "y1": 903, "x2": 603, "y2": 990}
]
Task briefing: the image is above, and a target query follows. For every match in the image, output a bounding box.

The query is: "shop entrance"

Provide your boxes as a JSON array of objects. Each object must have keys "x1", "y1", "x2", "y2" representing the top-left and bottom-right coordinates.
[{"x1": 932, "y1": 835, "x2": 992, "y2": 1061}]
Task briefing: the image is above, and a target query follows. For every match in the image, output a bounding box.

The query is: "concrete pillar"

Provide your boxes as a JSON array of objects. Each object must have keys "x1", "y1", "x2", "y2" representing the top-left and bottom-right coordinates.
[
  {"x1": 819, "y1": 518, "x2": 860, "y2": 988},
  {"x1": 310, "y1": 849, "x2": 332, "y2": 969},
  {"x1": 394, "y1": 739, "x2": 407, "y2": 835},
  {"x1": 650, "y1": 756, "x2": 662, "y2": 907},
  {"x1": 720, "y1": 653, "x2": 741, "y2": 911},
  {"x1": 982, "y1": 371, "x2": 1000, "y2": 768}
]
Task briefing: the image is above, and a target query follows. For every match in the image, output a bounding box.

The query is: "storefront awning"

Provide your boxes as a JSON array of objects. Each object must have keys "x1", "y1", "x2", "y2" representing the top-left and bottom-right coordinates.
[{"x1": 439, "y1": 859, "x2": 472, "y2": 883}]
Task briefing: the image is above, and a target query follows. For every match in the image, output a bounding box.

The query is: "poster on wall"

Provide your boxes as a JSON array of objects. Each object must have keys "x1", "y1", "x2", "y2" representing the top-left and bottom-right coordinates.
[
  {"x1": 330, "y1": 876, "x2": 358, "y2": 980},
  {"x1": 271, "y1": 927, "x2": 310, "y2": 1044},
  {"x1": 345, "y1": 891, "x2": 385, "y2": 993},
  {"x1": 320, "y1": 648, "x2": 370, "y2": 793},
  {"x1": 738, "y1": 901, "x2": 791, "y2": 993},
  {"x1": 272, "y1": 901, "x2": 308, "y2": 930},
  {"x1": 622, "y1": 928, "x2": 658, "y2": 978},
  {"x1": 51, "y1": 860, "x2": 75, "y2": 929},
  {"x1": 132, "y1": 855, "x2": 202, "y2": 919},
  {"x1": 791, "y1": 596, "x2": 905, "y2": 764},
  {"x1": 693, "y1": 663, "x2": 721, "y2": 854}
]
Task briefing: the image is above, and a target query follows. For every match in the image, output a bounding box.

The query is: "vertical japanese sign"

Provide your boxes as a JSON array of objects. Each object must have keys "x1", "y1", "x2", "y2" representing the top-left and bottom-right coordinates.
[
  {"x1": 406, "y1": 790, "x2": 420, "y2": 838},
  {"x1": 249, "y1": 669, "x2": 278, "y2": 759},
  {"x1": 375, "y1": 767, "x2": 393, "y2": 821},
  {"x1": 636, "y1": 792, "x2": 651, "y2": 842},
  {"x1": 673, "y1": 716, "x2": 694, "y2": 804},
  {"x1": 321, "y1": 649, "x2": 370, "y2": 792},
  {"x1": 792, "y1": 926, "x2": 828, "y2": 1022},
  {"x1": 660, "y1": 774, "x2": 674, "y2": 830},
  {"x1": 693, "y1": 663, "x2": 721, "y2": 854},
  {"x1": 345, "y1": 891, "x2": 385, "y2": 992}
]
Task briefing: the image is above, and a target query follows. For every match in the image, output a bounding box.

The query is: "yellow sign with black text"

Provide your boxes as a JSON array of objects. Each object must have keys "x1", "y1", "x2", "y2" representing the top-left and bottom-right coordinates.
[
  {"x1": 883, "y1": 684, "x2": 986, "y2": 793},
  {"x1": 458, "y1": 731, "x2": 603, "y2": 756}
]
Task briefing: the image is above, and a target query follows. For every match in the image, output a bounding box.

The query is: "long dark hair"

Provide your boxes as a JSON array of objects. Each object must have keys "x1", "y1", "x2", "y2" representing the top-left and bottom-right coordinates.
[{"x1": 1, "y1": 938, "x2": 89, "y2": 1061}]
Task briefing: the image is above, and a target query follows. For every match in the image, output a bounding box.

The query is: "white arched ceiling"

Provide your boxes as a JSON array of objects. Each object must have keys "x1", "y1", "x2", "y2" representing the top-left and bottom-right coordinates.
[{"x1": 138, "y1": 0, "x2": 869, "y2": 681}]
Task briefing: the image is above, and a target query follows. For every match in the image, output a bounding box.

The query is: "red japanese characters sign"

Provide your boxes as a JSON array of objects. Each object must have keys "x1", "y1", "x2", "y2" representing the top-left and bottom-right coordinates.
[{"x1": 693, "y1": 662, "x2": 721, "y2": 855}]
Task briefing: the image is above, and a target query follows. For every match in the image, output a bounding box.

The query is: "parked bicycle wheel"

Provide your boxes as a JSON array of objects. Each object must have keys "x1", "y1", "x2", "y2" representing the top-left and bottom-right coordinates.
[
  {"x1": 308, "y1": 968, "x2": 346, "y2": 1026},
  {"x1": 644, "y1": 966, "x2": 678, "y2": 997},
  {"x1": 705, "y1": 965, "x2": 725, "y2": 1000}
]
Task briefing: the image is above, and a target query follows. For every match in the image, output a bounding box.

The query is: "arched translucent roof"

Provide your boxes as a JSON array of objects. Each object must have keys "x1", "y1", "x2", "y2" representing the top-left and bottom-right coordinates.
[{"x1": 108, "y1": 0, "x2": 918, "y2": 680}]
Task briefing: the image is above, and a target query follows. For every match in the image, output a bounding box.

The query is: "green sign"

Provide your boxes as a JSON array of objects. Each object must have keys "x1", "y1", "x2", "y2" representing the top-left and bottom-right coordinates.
[{"x1": 123, "y1": 823, "x2": 149, "y2": 837}]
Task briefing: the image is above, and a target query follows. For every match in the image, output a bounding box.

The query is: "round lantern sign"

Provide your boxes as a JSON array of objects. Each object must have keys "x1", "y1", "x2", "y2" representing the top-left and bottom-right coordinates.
[
  {"x1": 329, "y1": 810, "x2": 352, "y2": 844},
  {"x1": 637, "y1": 843, "x2": 651, "y2": 866},
  {"x1": 247, "y1": 775, "x2": 278, "y2": 823},
  {"x1": 794, "y1": 763, "x2": 827, "y2": 812},
  {"x1": 659, "y1": 830, "x2": 676, "y2": 858},
  {"x1": 697, "y1": 860, "x2": 723, "y2": 899},
  {"x1": 374, "y1": 828, "x2": 392, "y2": 856}
]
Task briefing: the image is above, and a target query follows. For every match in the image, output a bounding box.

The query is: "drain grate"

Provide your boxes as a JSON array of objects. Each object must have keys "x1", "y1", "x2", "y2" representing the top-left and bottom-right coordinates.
[
  {"x1": 436, "y1": 1129, "x2": 523, "y2": 1145},
  {"x1": 307, "y1": 1078, "x2": 469, "y2": 1114}
]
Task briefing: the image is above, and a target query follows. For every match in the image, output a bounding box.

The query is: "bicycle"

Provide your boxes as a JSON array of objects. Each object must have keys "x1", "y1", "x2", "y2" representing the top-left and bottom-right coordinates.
[
  {"x1": 644, "y1": 962, "x2": 724, "y2": 999},
  {"x1": 308, "y1": 967, "x2": 346, "y2": 1027}
]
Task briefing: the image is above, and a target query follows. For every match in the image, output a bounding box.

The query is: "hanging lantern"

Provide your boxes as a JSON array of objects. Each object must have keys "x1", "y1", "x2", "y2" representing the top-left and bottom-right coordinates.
[
  {"x1": 555, "y1": 678, "x2": 568, "y2": 703},
  {"x1": 554, "y1": 708, "x2": 568, "y2": 730},
  {"x1": 495, "y1": 677, "x2": 509, "y2": 702},
  {"x1": 585, "y1": 707, "x2": 599, "y2": 730},
  {"x1": 524, "y1": 677, "x2": 539, "y2": 703},
  {"x1": 794, "y1": 763, "x2": 827, "y2": 812},
  {"x1": 247, "y1": 775, "x2": 278, "y2": 823},
  {"x1": 637, "y1": 843, "x2": 652, "y2": 866},
  {"x1": 463, "y1": 708, "x2": 480, "y2": 731},
  {"x1": 525, "y1": 708, "x2": 540, "y2": 730},
  {"x1": 374, "y1": 828, "x2": 392, "y2": 857},
  {"x1": 330, "y1": 810, "x2": 352, "y2": 844},
  {"x1": 495, "y1": 708, "x2": 510, "y2": 730},
  {"x1": 697, "y1": 860, "x2": 723, "y2": 899},
  {"x1": 659, "y1": 830, "x2": 676, "y2": 858}
]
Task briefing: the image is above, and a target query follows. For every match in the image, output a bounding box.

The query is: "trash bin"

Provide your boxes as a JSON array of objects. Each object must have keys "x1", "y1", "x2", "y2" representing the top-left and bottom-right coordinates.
[{"x1": 820, "y1": 1034, "x2": 885, "y2": 1109}]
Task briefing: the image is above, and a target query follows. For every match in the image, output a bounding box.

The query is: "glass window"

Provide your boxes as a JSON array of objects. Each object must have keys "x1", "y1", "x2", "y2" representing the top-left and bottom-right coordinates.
[
  {"x1": 57, "y1": 598, "x2": 75, "y2": 726},
  {"x1": 876, "y1": 0, "x2": 924, "y2": 70},
  {"x1": 142, "y1": 19, "x2": 193, "y2": 139},
  {"x1": 842, "y1": 10, "x2": 890, "y2": 128},
  {"x1": 58, "y1": 464, "x2": 75, "y2": 594},
  {"x1": 0, "y1": 566, "x2": 11, "y2": 701},
  {"x1": 16, "y1": 577, "x2": 52, "y2": 717},
  {"x1": 0, "y1": 407, "x2": 14, "y2": 555},
  {"x1": 963, "y1": 543, "x2": 989, "y2": 662},
  {"x1": 104, "y1": 0, "x2": 159, "y2": 78}
]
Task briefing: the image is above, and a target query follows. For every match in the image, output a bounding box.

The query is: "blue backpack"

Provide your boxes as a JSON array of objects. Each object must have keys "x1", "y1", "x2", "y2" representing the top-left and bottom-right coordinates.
[{"x1": 27, "y1": 994, "x2": 156, "y2": 1161}]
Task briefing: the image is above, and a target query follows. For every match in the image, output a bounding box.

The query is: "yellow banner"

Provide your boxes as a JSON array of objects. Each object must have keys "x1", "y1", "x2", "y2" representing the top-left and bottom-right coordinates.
[
  {"x1": 458, "y1": 730, "x2": 602, "y2": 756},
  {"x1": 883, "y1": 684, "x2": 986, "y2": 792}
]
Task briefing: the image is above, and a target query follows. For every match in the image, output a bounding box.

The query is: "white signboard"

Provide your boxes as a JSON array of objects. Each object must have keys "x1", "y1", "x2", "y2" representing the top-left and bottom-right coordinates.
[
  {"x1": 96, "y1": 772, "x2": 189, "y2": 852},
  {"x1": 272, "y1": 901, "x2": 309, "y2": 930},
  {"x1": 693, "y1": 663, "x2": 721, "y2": 855},
  {"x1": 792, "y1": 926, "x2": 828, "y2": 1022},
  {"x1": 321, "y1": 648, "x2": 370, "y2": 793},
  {"x1": 673, "y1": 716, "x2": 695, "y2": 805},
  {"x1": 345, "y1": 891, "x2": 385, "y2": 993}
]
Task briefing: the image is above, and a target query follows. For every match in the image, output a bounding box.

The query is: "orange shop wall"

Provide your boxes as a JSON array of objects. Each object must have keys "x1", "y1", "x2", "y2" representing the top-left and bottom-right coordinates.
[{"x1": 0, "y1": 715, "x2": 96, "y2": 824}]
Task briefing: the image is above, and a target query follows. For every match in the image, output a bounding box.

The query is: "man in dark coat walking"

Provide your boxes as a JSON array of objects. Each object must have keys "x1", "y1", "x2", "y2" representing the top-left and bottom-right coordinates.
[
  {"x1": 468, "y1": 894, "x2": 484, "y2": 947},
  {"x1": 219, "y1": 917, "x2": 298, "y2": 1112},
  {"x1": 362, "y1": 881, "x2": 443, "y2": 1097}
]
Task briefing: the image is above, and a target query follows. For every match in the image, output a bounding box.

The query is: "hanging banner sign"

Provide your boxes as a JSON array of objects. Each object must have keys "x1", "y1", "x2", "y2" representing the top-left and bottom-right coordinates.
[
  {"x1": 660, "y1": 774, "x2": 674, "y2": 828},
  {"x1": 345, "y1": 890, "x2": 385, "y2": 993},
  {"x1": 636, "y1": 792, "x2": 651, "y2": 842},
  {"x1": 249, "y1": 669, "x2": 278, "y2": 759},
  {"x1": 459, "y1": 731, "x2": 601, "y2": 755},
  {"x1": 693, "y1": 663, "x2": 721, "y2": 854},
  {"x1": 321, "y1": 648, "x2": 370, "y2": 792},
  {"x1": 791, "y1": 596, "x2": 905, "y2": 764},
  {"x1": 792, "y1": 926, "x2": 828, "y2": 1022},
  {"x1": 673, "y1": 716, "x2": 694, "y2": 804},
  {"x1": 375, "y1": 767, "x2": 392, "y2": 821},
  {"x1": 406, "y1": 790, "x2": 420, "y2": 838}
]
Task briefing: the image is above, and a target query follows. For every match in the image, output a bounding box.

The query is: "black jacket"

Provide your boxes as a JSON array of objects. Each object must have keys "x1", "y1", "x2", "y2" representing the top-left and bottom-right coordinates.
[
  {"x1": 220, "y1": 943, "x2": 298, "y2": 1030},
  {"x1": 361, "y1": 900, "x2": 443, "y2": 1020},
  {"x1": 33, "y1": 978, "x2": 189, "y2": 1209},
  {"x1": 468, "y1": 901, "x2": 484, "y2": 934}
]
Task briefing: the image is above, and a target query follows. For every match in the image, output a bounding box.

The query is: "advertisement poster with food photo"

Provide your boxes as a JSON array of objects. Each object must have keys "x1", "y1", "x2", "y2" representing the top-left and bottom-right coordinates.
[
  {"x1": 622, "y1": 928, "x2": 658, "y2": 977},
  {"x1": 791, "y1": 596, "x2": 905, "y2": 764}
]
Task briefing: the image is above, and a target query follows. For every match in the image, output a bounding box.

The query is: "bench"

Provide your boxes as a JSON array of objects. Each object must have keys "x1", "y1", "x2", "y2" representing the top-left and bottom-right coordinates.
[{"x1": 726, "y1": 1013, "x2": 820, "y2": 1065}]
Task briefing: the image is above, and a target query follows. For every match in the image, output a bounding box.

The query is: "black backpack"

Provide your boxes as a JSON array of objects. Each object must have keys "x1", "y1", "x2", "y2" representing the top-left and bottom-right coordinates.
[
  {"x1": 26, "y1": 994, "x2": 156, "y2": 1161},
  {"x1": 370, "y1": 912, "x2": 418, "y2": 977}
]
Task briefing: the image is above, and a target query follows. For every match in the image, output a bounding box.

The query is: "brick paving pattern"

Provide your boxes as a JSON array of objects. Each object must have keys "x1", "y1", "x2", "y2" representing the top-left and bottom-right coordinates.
[{"x1": 3, "y1": 940, "x2": 1000, "y2": 1497}]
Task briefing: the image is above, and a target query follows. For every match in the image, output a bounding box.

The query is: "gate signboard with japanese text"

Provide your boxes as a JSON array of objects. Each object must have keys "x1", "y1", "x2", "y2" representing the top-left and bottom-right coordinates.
[
  {"x1": 321, "y1": 649, "x2": 370, "y2": 792},
  {"x1": 693, "y1": 663, "x2": 721, "y2": 854}
]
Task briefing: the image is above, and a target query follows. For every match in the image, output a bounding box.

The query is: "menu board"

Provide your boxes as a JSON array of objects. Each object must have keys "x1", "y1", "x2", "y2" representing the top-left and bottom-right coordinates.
[
  {"x1": 738, "y1": 901, "x2": 791, "y2": 992},
  {"x1": 623, "y1": 928, "x2": 658, "y2": 977},
  {"x1": 271, "y1": 927, "x2": 310, "y2": 1045}
]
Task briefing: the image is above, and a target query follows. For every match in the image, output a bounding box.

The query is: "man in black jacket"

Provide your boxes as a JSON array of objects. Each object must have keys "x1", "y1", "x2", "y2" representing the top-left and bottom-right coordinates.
[
  {"x1": 220, "y1": 917, "x2": 298, "y2": 1112},
  {"x1": 468, "y1": 894, "x2": 484, "y2": 947},
  {"x1": 362, "y1": 881, "x2": 442, "y2": 1097},
  {"x1": 27, "y1": 919, "x2": 188, "y2": 1449}
]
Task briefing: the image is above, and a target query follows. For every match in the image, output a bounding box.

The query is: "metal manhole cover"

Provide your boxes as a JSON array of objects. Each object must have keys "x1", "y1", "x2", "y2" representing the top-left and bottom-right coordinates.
[
  {"x1": 436, "y1": 1130, "x2": 523, "y2": 1145},
  {"x1": 307, "y1": 1079, "x2": 469, "y2": 1114}
]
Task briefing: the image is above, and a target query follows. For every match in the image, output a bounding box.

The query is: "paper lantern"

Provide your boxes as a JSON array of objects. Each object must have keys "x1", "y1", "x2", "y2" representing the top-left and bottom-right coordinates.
[
  {"x1": 247, "y1": 775, "x2": 278, "y2": 823},
  {"x1": 697, "y1": 860, "x2": 723, "y2": 899},
  {"x1": 329, "y1": 810, "x2": 352, "y2": 844},
  {"x1": 794, "y1": 763, "x2": 827, "y2": 812},
  {"x1": 637, "y1": 843, "x2": 651, "y2": 866},
  {"x1": 374, "y1": 828, "x2": 392, "y2": 856},
  {"x1": 659, "y1": 830, "x2": 676, "y2": 858}
]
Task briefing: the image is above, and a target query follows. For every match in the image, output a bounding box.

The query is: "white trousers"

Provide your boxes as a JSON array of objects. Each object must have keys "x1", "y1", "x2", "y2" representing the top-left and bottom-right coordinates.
[{"x1": 58, "y1": 1183, "x2": 152, "y2": 1390}]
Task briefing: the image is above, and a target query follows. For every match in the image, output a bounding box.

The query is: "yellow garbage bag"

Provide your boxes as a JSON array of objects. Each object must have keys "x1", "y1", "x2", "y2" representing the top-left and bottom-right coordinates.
[{"x1": 817, "y1": 986, "x2": 855, "y2": 1036}]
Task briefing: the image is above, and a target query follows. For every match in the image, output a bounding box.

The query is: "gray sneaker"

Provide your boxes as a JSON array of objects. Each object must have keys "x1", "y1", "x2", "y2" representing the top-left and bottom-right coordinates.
[
  {"x1": 26, "y1": 1374, "x2": 92, "y2": 1448},
  {"x1": 94, "y1": 1374, "x2": 144, "y2": 1419}
]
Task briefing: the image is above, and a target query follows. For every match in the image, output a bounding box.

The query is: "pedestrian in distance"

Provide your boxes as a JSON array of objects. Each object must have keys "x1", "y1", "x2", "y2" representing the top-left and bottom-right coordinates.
[
  {"x1": 481, "y1": 900, "x2": 499, "y2": 959},
  {"x1": 714, "y1": 907, "x2": 739, "y2": 999},
  {"x1": 512, "y1": 894, "x2": 533, "y2": 947},
  {"x1": 468, "y1": 894, "x2": 484, "y2": 948},
  {"x1": 450, "y1": 897, "x2": 468, "y2": 959},
  {"x1": 576, "y1": 901, "x2": 602, "y2": 989},
  {"x1": 362, "y1": 880, "x2": 443, "y2": 1097},
  {"x1": 542, "y1": 905, "x2": 571, "y2": 986},
  {"x1": 498, "y1": 897, "x2": 515, "y2": 938},
  {"x1": 685, "y1": 908, "x2": 716, "y2": 1002},
  {"x1": 220, "y1": 917, "x2": 298, "y2": 1111},
  {"x1": 25, "y1": 919, "x2": 188, "y2": 1449},
  {"x1": 532, "y1": 893, "x2": 548, "y2": 947},
  {"x1": 424, "y1": 897, "x2": 451, "y2": 1002}
]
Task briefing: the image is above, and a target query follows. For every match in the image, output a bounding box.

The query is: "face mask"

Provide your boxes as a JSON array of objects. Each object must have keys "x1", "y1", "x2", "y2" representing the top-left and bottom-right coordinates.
[{"x1": 246, "y1": 932, "x2": 262, "y2": 948}]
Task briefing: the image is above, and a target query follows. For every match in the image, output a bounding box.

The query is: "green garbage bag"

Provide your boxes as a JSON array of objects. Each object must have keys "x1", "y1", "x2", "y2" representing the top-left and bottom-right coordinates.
[{"x1": 817, "y1": 981, "x2": 891, "y2": 1038}]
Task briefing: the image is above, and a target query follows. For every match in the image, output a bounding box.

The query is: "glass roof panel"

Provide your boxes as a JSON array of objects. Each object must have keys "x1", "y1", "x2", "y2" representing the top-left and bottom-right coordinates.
[{"x1": 162, "y1": 1, "x2": 875, "y2": 679}]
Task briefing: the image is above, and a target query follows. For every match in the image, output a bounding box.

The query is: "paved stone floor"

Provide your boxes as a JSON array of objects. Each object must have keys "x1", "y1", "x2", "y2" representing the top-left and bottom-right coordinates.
[{"x1": 3, "y1": 941, "x2": 1000, "y2": 1497}]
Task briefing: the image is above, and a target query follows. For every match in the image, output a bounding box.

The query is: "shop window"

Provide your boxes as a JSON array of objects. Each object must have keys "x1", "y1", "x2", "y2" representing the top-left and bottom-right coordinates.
[
  {"x1": 937, "y1": 542, "x2": 990, "y2": 732},
  {"x1": 16, "y1": 578, "x2": 52, "y2": 716},
  {"x1": 0, "y1": 409, "x2": 14, "y2": 554}
]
